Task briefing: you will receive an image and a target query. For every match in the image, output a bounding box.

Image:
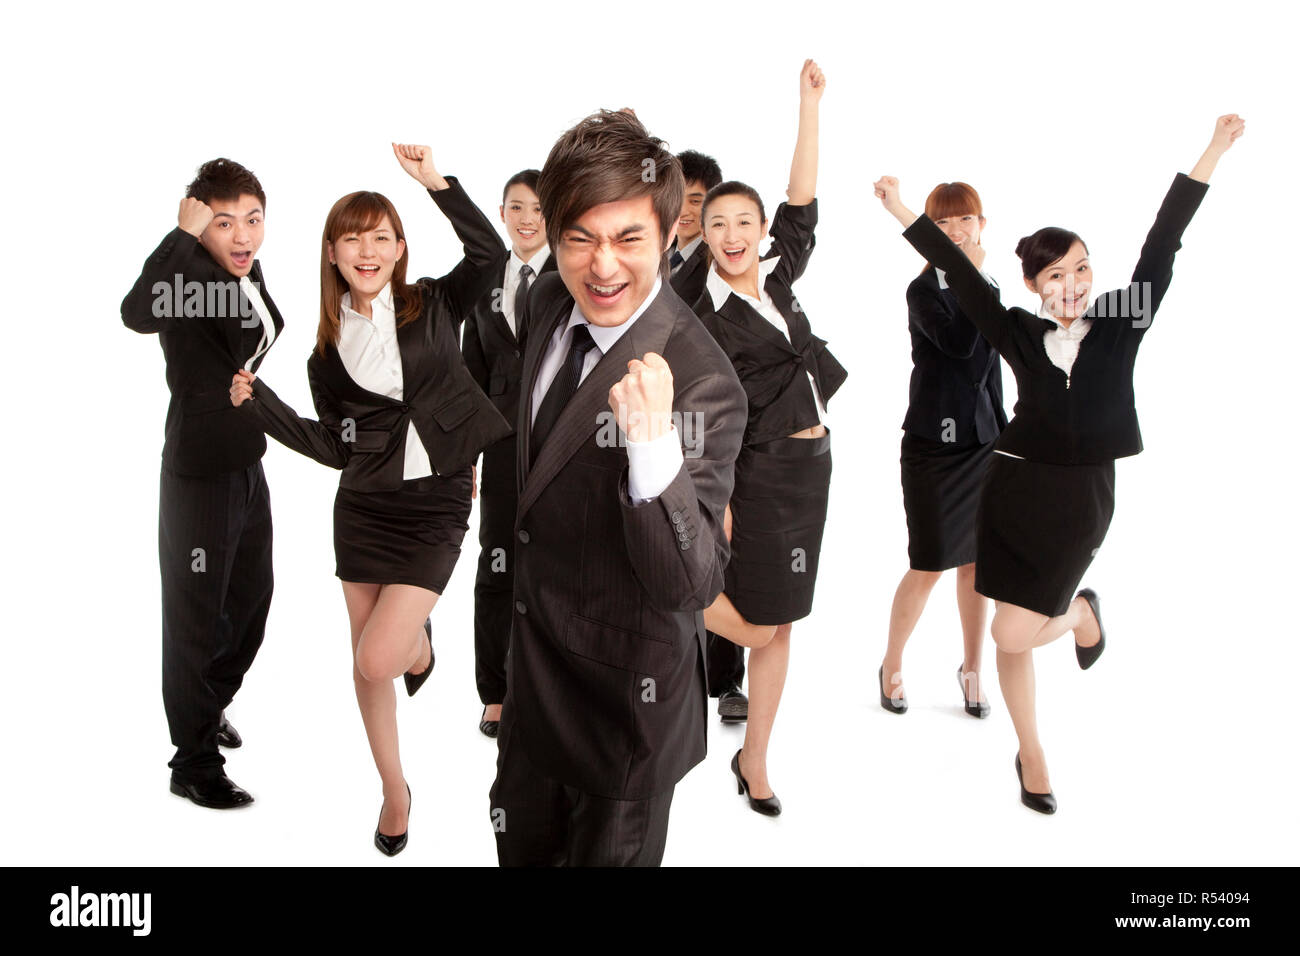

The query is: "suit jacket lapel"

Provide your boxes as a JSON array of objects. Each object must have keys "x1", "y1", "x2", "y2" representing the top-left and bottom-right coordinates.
[
  {"x1": 719, "y1": 294, "x2": 799, "y2": 355},
  {"x1": 516, "y1": 288, "x2": 674, "y2": 523}
]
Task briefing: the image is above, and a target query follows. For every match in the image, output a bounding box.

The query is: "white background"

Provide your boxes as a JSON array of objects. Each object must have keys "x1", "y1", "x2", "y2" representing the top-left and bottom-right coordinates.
[{"x1": 3, "y1": 0, "x2": 1295, "y2": 866}]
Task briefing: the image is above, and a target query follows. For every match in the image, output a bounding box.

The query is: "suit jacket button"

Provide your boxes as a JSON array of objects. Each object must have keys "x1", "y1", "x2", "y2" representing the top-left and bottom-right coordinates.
[
  {"x1": 518, "y1": 530, "x2": 530, "y2": 544},
  {"x1": 671, "y1": 510, "x2": 683, "y2": 523},
  {"x1": 515, "y1": 601, "x2": 527, "y2": 615},
  {"x1": 514, "y1": 349, "x2": 521, "y2": 358},
  {"x1": 679, "y1": 541, "x2": 691, "y2": 551}
]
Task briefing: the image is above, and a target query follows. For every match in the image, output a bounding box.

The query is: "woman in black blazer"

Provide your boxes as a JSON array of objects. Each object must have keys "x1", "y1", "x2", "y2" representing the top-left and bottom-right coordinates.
[
  {"x1": 693, "y1": 60, "x2": 846, "y2": 815},
  {"x1": 875, "y1": 114, "x2": 1244, "y2": 812},
  {"x1": 230, "y1": 144, "x2": 510, "y2": 853},
  {"x1": 881, "y1": 182, "x2": 1006, "y2": 720}
]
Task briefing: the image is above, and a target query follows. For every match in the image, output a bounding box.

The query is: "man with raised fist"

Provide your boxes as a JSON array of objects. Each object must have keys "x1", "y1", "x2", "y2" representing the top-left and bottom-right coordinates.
[{"x1": 488, "y1": 110, "x2": 747, "y2": 866}]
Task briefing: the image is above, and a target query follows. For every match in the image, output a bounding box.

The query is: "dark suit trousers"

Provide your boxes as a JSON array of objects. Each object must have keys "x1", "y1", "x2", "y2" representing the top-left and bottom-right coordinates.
[
  {"x1": 489, "y1": 713, "x2": 674, "y2": 867},
  {"x1": 706, "y1": 630, "x2": 746, "y2": 696},
  {"x1": 159, "y1": 462, "x2": 273, "y2": 777},
  {"x1": 473, "y1": 435, "x2": 517, "y2": 705}
]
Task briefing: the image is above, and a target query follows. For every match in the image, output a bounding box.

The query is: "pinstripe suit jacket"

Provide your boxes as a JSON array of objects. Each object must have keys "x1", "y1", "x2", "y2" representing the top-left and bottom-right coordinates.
[{"x1": 501, "y1": 274, "x2": 747, "y2": 800}]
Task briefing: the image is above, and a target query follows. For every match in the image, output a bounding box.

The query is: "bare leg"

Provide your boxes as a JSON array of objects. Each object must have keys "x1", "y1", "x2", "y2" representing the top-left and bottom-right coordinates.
[
  {"x1": 739, "y1": 622, "x2": 792, "y2": 800},
  {"x1": 955, "y1": 562, "x2": 989, "y2": 703},
  {"x1": 342, "y1": 581, "x2": 440, "y2": 836},
  {"x1": 704, "y1": 591, "x2": 778, "y2": 649},
  {"x1": 995, "y1": 643, "x2": 1050, "y2": 793},
  {"x1": 992, "y1": 596, "x2": 1097, "y2": 655},
  {"x1": 881, "y1": 569, "x2": 942, "y2": 703}
]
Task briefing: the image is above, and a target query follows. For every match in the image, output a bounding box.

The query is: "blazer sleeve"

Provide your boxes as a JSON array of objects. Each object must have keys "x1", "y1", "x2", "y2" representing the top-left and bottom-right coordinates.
[
  {"x1": 425, "y1": 177, "x2": 507, "y2": 333},
  {"x1": 1119, "y1": 172, "x2": 1209, "y2": 334},
  {"x1": 121, "y1": 227, "x2": 203, "y2": 334},
  {"x1": 243, "y1": 360, "x2": 350, "y2": 469},
  {"x1": 902, "y1": 215, "x2": 1012, "y2": 355},
  {"x1": 766, "y1": 199, "x2": 818, "y2": 290},
  {"x1": 906, "y1": 273, "x2": 982, "y2": 359},
  {"x1": 618, "y1": 366, "x2": 747, "y2": 612}
]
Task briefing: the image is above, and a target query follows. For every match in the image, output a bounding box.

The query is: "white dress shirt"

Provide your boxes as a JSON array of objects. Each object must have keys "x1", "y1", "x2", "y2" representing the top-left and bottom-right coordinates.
[
  {"x1": 239, "y1": 275, "x2": 276, "y2": 370},
  {"x1": 529, "y1": 276, "x2": 683, "y2": 502},
  {"x1": 671, "y1": 236, "x2": 703, "y2": 273},
  {"x1": 338, "y1": 283, "x2": 434, "y2": 479},
  {"x1": 502, "y1": 246, "x2": 551, "y2": 337},
  {"x1": 706, "y1": 258, "x2": 829, "y2": 424}
]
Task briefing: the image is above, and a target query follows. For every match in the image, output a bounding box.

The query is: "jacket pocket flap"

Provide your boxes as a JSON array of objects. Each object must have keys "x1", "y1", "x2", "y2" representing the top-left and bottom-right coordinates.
[
  {"x1": 431, "y1": 392, "x2": 476, "y2": 431},
  {"x1": 349, "y1": 429, "x2": 388, "y2": 453},
  {"x1": 182, "y1": 388, "x2": 234, "y2": 416},
  {"x1": 488, "y1": 372, "x2": 509, "y2": 396},
  {"x1": 564, "y1": 613, "x2": 676, "y2": 679}
]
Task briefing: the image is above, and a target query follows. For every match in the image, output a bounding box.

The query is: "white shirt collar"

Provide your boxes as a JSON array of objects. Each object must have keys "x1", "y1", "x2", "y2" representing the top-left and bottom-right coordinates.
[
  {"x1": 509, "y1": 246, "x2": 550, "y2": 276},
  {"x1": 566, "y1": 276, "x2": 663, "y2": 353},
  {"x1": 1038, "y1": 302, "x2": 1091, "y2": 336},
  {"x1": 341, "y1": 283, "x2": 395, "y2": 323},
  {"x1": 676, "y1": 235, "x2": 703, "y2": 261},
  {"x1": 706, "y1": 257, "x2": 781, "y2": 311}
]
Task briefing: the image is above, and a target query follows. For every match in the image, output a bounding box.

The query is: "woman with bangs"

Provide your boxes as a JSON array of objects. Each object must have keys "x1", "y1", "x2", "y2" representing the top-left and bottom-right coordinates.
[
  {"x1": 875, "y1": 114, "x2": 1244, "y2": 812},
  {"x1": 879, "y1": 181, "x2": 1006, "y2": 720},
  {"x1": 691, "y1": 59, "x2": 846, "y2": 816},
  {"x1": 230, "y1": 144, "x2": 510, "y2": 853}
]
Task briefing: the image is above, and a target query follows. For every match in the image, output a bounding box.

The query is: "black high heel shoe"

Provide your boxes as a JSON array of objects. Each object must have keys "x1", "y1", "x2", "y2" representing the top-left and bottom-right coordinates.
[
  {"x1": 479, "y1": 706, "x2": 500, "y2": 738},
  {"x1": 878, "y1": 665, "x2": 907, "y2": 714},
  {"x1": 374, "y1": 783, "x2": 411, "y2": 857},
  {"x1": 1015, "y1": 753, "x2": 1056, "y2": 815},
  {"x1": 1074, "y1": 588, "x2": 1106, "y2": 670},
  {"x1": 730, "y1": 749, "x2": 781, "y2": 816},
  {"x1": 403, "y1": 619, "x2": 434, "y2": 697},
  {"x1": 957, "y1": 665, "x2": 990, "y2": 718}
]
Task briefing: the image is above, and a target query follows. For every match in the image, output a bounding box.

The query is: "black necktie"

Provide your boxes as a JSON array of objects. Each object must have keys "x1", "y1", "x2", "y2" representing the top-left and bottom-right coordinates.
[
  {"x1": 669, "y1": 249, "x2": 684, "y2": 272},
  {"x1": 514, "y1": 263, "x2": 534, "y2": 327},
  {"x1": 531, "y1": 324, "x2": 597, "y2": 464}
]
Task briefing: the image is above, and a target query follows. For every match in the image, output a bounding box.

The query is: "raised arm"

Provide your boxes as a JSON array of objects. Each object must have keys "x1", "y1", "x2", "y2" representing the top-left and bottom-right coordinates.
[
  {"x1": 231, "y1": 365, "x2": 350, "y2": 469},
  {"x1": 120, "y1": 198, "x2": 217, "y2": 334},
  {"x1": 786, "y1": 59, "x2": 824, "y2": 205},
  {"x1": 1189, "y1": 114, "x2": 1245, "y2": 184},
  {"x1": 393, "y1": 143, "x2": 505, "y2": 329},
  {"x1": 876, "y1": 176, "x2": 1011, "y2": 354}
]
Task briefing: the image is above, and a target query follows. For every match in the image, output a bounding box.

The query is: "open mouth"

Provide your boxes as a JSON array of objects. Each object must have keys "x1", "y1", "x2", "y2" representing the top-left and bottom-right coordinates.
[
  {"x1": 723, "y1": 246, "x2": 745, "y2": 263},
  {"x1": 586, "y1": 281, "x2": 627, "y2": 304},
  {"x1": 517, "y1": 228, "x2": 538, "y2": 239},
  {"x1": 355, "y1": 264, "x2": 381, "y2": 279},
  {"x1": 230, "y1": 251, "x2": 251, "y2": 267}
]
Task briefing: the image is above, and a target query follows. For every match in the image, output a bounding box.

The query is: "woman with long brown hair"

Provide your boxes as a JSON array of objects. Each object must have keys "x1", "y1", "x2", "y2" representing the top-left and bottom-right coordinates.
[{"x1": 230, "y1": 143, "x2": 510, "y2": 853}]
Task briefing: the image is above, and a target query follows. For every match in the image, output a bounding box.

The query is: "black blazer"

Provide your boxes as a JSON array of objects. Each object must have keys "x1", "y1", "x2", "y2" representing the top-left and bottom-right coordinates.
[
  {"x1": 503, "y1": 274, "x2": 747, "y2": 800},
  {"x1": 244, "y1": 179, "x2": 512, "y2": 490},
  {"x1": 903, "y1": 173, "x2": 1208, "y2": 465},
  {"x1": 460, "y1": 249, "x2": 559, "y2": 424},
  {"x1": 668, "y1": 240, "x2": 709, "y2": 307},
  {"x1": 901, "y1": 266, "x2": 1007, "y2": 446},
  {"x1": 122, "y1": 228, "x2": 285, "y2": 476},
  {"x1": 692, "y1": 199, "x2": 848, "y2": 446}
]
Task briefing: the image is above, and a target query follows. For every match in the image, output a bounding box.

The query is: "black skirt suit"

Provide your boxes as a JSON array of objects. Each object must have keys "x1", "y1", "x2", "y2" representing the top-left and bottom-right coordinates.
[
  {"x1": 243, "y1": 179, "x2": 512, "y2": 593},
  {"x1": 693, "y1": 199, "x2": 848, "y2": 625},
  {"x1": 899, "y1": 266, "x2": 1007, "y2": 571},
  {"x1": 901, "y1": 173, "x2": 1209, "y2": 616}
]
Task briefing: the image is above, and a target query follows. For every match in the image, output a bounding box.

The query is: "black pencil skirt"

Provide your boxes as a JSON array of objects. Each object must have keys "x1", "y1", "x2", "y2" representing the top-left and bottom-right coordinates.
[
  {"x1": 974, "y1": 453, "x2": 1115, "y2": 618},
  {"x1": 900, "y1": 432, "x2": 997, "y2": 572},
  {"x1": 333, "y1": 468, "x2": 473, "y2": 594},
  {"x1": 726, "y1": 432, "x2": 832, "y2": 626}
]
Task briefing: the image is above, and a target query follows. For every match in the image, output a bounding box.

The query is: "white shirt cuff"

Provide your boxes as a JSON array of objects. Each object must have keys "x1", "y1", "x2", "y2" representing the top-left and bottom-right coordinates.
[{"x1": 626, "y1": 425, "x2": 684, "y2": 503}]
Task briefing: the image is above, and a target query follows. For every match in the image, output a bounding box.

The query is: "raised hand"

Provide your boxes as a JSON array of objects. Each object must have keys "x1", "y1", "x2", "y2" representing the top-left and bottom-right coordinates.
[
  {"x1": 392, "y1": 143, "x2": 448, "y2": 191},
  {"x1": 230, "y1": 369, "x2": 256, "y2": 407},
  {"x1": 1190, "y1": 114, "x2": 1245, "y2": 184},
  {"x1": 608, "y1": 351, "x2": 674, "y2": 444},
  {"x1": 800, "y1": 58, "x2": 826, "y2": 102},
  {"x1": 178, "y1": 197, "x2": 215, "y2": 238}
]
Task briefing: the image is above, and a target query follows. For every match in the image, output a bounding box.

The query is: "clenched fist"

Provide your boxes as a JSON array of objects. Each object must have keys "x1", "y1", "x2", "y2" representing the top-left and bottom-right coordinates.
[
  {"x1": 608, "y1": 351, "x2": 674, "y2": 443},
  {"x1": 230, "y1": 369, "x2": 256, "y2": 407},
  {"x1": 179, "y1": 197, "x2": 215, "y2": 238}
]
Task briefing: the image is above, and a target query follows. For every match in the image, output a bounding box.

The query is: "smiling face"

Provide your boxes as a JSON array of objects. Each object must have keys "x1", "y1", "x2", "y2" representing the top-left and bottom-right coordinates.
[
  {"x1": 501, "y1": 184, "x2": 547, "y2": 259},
  {"x1": 934, "y1": 211, "x2": 985, "y2": 256},
  {"x1": 328, "y1": 215, "x2": 406, "y2": 304},
  {"x1": 703, "y1": 193, "x2": 767, "y2": 279},
  {"x1": 555, "y1": 195, "x2": 669, "y2": 327},
  {"x1": 199, "y1": 194, "x2": 264, "y2": 277},
  {"x1": 1026, "y1": 240, "x2": 1092, "y2": 320},
  {"x1": 677, "y1": 179, "x2": 708, "y2": 247}
]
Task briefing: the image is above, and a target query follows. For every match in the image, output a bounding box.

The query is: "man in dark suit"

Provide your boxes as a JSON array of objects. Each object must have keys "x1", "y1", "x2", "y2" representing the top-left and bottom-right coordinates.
[
  {"x1": 121, "y1": 159, "x2": 284, "y2": 810},
  {"x1": 668, "y1": 149, "x2": 748, "y2": 723},
  {"x1": 461, "y1": 169, "x2": 558, "y2": 738},
  {"x1": 488, "y1": 111, "x2": 747, "y2": 866}
]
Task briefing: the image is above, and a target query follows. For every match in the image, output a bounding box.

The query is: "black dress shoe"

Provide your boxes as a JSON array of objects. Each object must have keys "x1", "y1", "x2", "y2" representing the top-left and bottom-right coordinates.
[
  {"x1": 216, "y1": 713, "x2": 243, "y2": 749},
  {"x1": 374, "y1": 784, "x2": 411, "y2": 857},
  {"x1": 403, "y1": 619, "x2": 434, "y2": 697},
  {"x1": 717, "y1": 683, "x2": 748, "y2": 723},
  {"x1": 730, "y1": 749, "x2": 781, "y2": 816},
  {"x1": 479, "y1": 707, "x2": 500, "y2": 738},
  {"x1": 1075, "y1": 588, "x2": 1106, "y2": 670},
  {"x1": 170, "y1": 772, "x2": 254, "y2": 810},
  {"x1": 957, "y1": 665, "x2": 990, "y2": 718},
  {"x1": 878, "y1": 665, "x2": 907, "y2": 714},
  {"x1": 1015, "y1": 753, "x2": 1057, "y2": 815}
]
